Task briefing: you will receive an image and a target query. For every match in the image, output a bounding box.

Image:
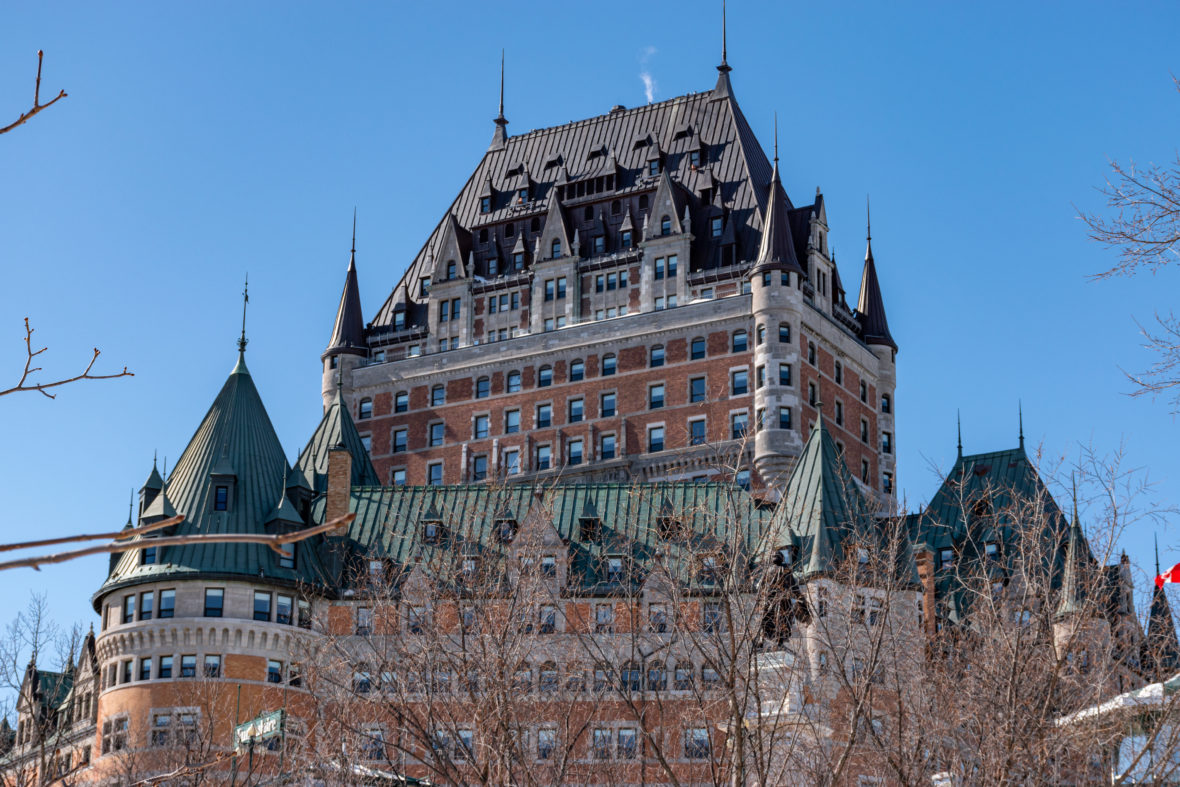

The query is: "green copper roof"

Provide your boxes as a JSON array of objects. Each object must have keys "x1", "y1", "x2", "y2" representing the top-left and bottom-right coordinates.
[
  {"x1": 295, "y1": 390, "x2": 380, "y2": 492},
  {"x1": 141, "y1": 458, "x2": 164, "y2": 492},
  {"x1": 98, "y1": 352, "x2": 330, "y2": 603},
  {"x1": 317, "y1": 482, "x2": 769, "y2": 593}
]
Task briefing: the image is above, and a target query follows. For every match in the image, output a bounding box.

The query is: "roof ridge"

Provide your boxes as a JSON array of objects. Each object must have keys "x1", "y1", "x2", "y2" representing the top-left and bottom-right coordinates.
[{"x1": 506, "y1": 89, "x2": 714, "y2": 142}]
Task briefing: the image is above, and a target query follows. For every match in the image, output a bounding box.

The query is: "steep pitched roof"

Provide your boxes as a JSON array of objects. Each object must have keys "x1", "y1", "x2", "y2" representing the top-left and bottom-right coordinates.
[
  {"x1": 372, "y1": 75, "x2": 777, "y2": 328},
  {"x1": 98, "y1": 352, "x2": 330, "y2": 603},
  {"x1": 856, "y1": 236, "x2": 896, "y2": 350},
  {"x1": 295, "y1": 390, "x2": 381, "y2": 492},
  {"x1": 1056, "y1": 510, "x2": 1093, "y2": 618},
  {"x1": 753, "y1": 158, "x2": 803, "y2": 273},
  {"x1": 1144, "y1": 585, "x2": 1180, "y2": 679},
  {"x1": 325, "y1": 247, "x2": 366, "y2": 357}
]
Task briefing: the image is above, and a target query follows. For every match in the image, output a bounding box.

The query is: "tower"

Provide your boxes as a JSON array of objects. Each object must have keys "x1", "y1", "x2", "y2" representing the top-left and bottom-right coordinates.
[
  {"x1": 322, "y1": 216, "x2": 368, "y2": 410},
  {"x1": 856, "y1": 203, "x2": 898, "y2": 501}
]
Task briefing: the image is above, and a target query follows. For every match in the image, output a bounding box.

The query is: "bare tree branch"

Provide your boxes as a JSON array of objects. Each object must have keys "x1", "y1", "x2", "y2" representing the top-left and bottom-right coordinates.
[
  {"x1": 0, "y1": 51, "x2": 67, "y2": 137},
  {"x1": 1, "y1": 318, "x2": 132, "y2": 399}
]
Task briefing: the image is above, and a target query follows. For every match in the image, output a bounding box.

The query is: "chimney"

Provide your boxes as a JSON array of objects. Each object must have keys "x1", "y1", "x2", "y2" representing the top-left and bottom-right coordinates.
[{"x1": 326, "y1": 445, "x2": 353, "y2": 525}]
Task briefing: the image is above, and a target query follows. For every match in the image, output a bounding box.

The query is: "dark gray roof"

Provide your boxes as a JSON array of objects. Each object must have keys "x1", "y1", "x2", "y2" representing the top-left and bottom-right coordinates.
[
  {"x1": 372, "y1": 75, "x2": 778, "y2": 328},
  {"x1": 856, "y1": 237, "x2": 896, "y2": 350},
  {"x1": 753, "y1": 158, "x2": 802, "y2": 273},
  {"x1": 326, "y1": 250, "x2": 366, "y2": 356},
  {"x1": 1144, "y1": 584, "x2": 1180, "y2": 679}
]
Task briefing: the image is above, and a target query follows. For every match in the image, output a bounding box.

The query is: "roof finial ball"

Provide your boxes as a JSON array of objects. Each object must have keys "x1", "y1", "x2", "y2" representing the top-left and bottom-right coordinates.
[{"x1": 237, "y1": 274, "x2": 249, "y2": 356}]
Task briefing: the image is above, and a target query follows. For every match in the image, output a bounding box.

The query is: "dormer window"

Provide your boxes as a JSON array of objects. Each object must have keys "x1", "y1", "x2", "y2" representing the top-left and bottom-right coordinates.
[
  {"x1": 606, "y1": 557, "x2": 624, "y2": 582},
  {"x1": 648, "y1": 160, "x2": 660, "y2": 176},
  {"x1": 518, "y1": 188, "x2": 528, "y2": 203},
  {"x1": 579, "y1": 517, "x2": 601, "y2": 542},
  {"x1": 422, "y1": 520, "x2": 444, "y2": 544},
  {"x1": 512, "y1": 252, "x2": 524, "y2": 270},
  {"x1": 699, "y1": 556, "x2": 719, "y2": 584},
  {"x1": 279, "y1": 542, "x2": 295, "y2": 569},
  {"x1": 420, "y1": 278, "x2": 431, "y2": 297},
  {"x1": 214, "y1": 486, "x2": 229, "y2": 512},
  {"x1": 141, "y1": 545, "x2": 157, "y2": 566},
  {"x1": 495, "y1": 519, "x2": 517, "y2": 543},
  {"x1": 461, "y1": 557, "x2": 479, "y2": 579},
  {"x1": 551, "y1": 239, "x2": 561, "y2": 258},
  {"x1": 620, "y1": 229, "x2": 632, "y2": 248},
  {"x1": 657, "y1": 516, "x2": 680, "y2": 540},
  {"x1": 446, "y1": 261, "x2": 457, "y2": 280},
  {"x1": 710, "y1": 217, "x2": 722, "y2": 238},
  {"x1": 689, "y1": 150, "x2": 701, "y2": 168},
  {"x1": 660, "y1": 216, "x2": 672, "y2": 236},
  {"x1": 394, "y1": 311, "x2": 406, "y2": 330},
  {"x1": 984, "y1": 542, "x2": 999, "y2": 559},
  {"x1": 480, "y1": 196, "x2": 491, "y2": 213},
  {"x1": 593, "y1": 236, "x2": 605, "y2": 254},
  {"x1": 487, "y1": 258, "x2": 498, "y2": 277}
]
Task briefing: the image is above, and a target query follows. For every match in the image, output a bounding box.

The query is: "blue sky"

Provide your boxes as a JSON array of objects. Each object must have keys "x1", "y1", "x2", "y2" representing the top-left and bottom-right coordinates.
[{"x1": 2, "y1": 1, "x2": 1178, "y2": 644}]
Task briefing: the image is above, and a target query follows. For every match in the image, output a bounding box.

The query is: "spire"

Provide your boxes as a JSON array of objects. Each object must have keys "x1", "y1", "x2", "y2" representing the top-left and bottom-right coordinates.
[
  {"x1": 1145, "y1": 564, "x2": 1180, "y2": 679},
  {"x1": 125, "y1": 489, "x2": 134, "y2": 527},
  {"x1": 956, "y1": 410, "x2": 962, "y2": 459},
  {"x1": 1018, "y1": 401, "x2": 1025, "y2": 450},
  {"x1": 865, "y1": 195, "x2": 873, "y2": 262},
  {"x1": 856, "y1": 204, "x2": 897, "y2": 351},
  {"x1": 1056, "y1": 475, "x2": 1090, "y2": 619},
  {"x1": 754, "y1": 115, "x2": 802, "y2": 273},
  {"x1": 712, "y1": 1, "x2": 734, "y2": 99},
  {"x1": 325, "y1": 215, "x2": 367, "y2": 357},
  {"x1": 237, "y1": 275, "x2": 249, "y2": 356},
  {"x1": 1157, "y1": 532, "x2": 1162, "y2": 576},
  {"x1": 490, "y1": 50, "x2": 509, "y2": 151}
]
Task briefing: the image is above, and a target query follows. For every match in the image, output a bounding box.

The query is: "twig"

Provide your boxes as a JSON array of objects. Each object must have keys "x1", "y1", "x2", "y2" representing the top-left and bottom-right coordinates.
[
  {"x1": 0, "y1": 50, "x2": 67, "y2": 136},
  {"x1": 0, "y1": 513, "x2": 355, "y2": 572},
  {"x1": 0, "y1": 515, "x2": 183, "y2": 554},
  {"x1": 1, "y1": 318, "x2": 132, "y2": 399}
]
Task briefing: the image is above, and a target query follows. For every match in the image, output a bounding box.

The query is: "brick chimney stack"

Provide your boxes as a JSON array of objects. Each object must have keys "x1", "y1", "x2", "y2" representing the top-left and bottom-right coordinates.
[{"x1": 326, "y1": 444, "x2": 352, "y2": 525}]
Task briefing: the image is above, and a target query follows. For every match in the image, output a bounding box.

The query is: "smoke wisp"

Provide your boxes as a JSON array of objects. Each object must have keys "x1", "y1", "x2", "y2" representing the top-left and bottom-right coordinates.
[{"x1": 638, "y1": 46, "x2": 658, "y2": 104}]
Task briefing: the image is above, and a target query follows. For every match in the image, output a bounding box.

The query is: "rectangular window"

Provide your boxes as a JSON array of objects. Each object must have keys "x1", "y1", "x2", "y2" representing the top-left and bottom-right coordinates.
[
  {"x1": 298, "y1": 599, "x2": 312, "y2": 629},
  {"x1": 439, "y1": 299, "x2": 450, "y2": 323},
  {"x1": 276, "y1": 594, "x2": 293, "y2": 625},
  {"x1": 756, "y1": 364, "x2": 765, "y2": 388},
  {"x1": 428, "y1": 462, "x2": 443, "y2": 485},
  {"x1": 685, "y1": 728, "x2": 711, "y2": 759},
  {"x1": 593, "y1": 728, "x2": 612, "y2": 759},
  {"x1": 648, "y1": 425, "x2": 665, "y2": 453},
  {"x1": 539, "y1": 605, "x2": 557, "y2": 634},
  {"x1": 204, "y1": 588, "x2": 223, "y2": 618},
  {"x1": 537, "y1": 728, "x2": 556, "y2": 761},
  {"x1": 556, "y1": 277, "x2": 567, "y2": 298},
  {"x1": 650, "y1": 603, "x2": 669, "y2": 633},
  {"x1": 429, "y1": 422, "x2": 445, "y2": 447},
  {"x1": 498, "y1": 408, "x2": 518, "y2": 435},
  {"x1": 139, "y1": 658, "x2": 151, "y2": 682},
  {"x1": 779, "y1": 407, "x2": 792, "y2": 430},
  {"x1": 650, "y1": 346, "x2": 665, "y2": 367},
  {"x1": 395, "y1": 391, "x2": 408, "y2": 412},
  {"x1": 882, "y1": 431, "x2": 893, "y2": 454},
  {"x1": 731, "y1": 412, "x2": 749, "y2": 439},
  {"x1": 267, "y1": 660, "x2": 283, "y2": 684},
  {"x1": 568, "y1": 398, "x2": 584, "y2": 423},
  {"x1": 158, "y1": 589, "x2": 175, "y2": 618},
  {"x1": 667, "y1": 255, "x2": 678, "y2": 277},
  {"x1": 731, "y1": 369, "x2": 748, "y2": 395},
  {"x1": 536, "y1": 445, "x2": 551, "y2": 470},
  {"x1": 600, "y1": 433, "x2": 616, "y2": 460},
  {"x1": 139, "y1": 592, "x2": 153, "y2": 621},
  {"x1": 122, "y1": 595, "x2": 136, "y2": 624},
  {"x1": 473, "y1": 414, "x2": 489, "y2": 439},
  {"x1": 779, "y1": 363, "x2": 792, "y2": 386},
  {"x1": 690, "y1": 376, "x2": 706, "y2": 403},
  {"x1": 158, "y1": 655, "x2": 173, "y2": 679},
  {"x1": 391, "y1": 468, "x2": 406, "y2": 485},
  {"x1": 180, "y1": 655, "x2": 197, "y2": 678},
  {"x1": 595, "y1": 604, "x2": 614, "y2": 633},
  {"x1": 600, "y1": 391, "x2": 616, "y2": 417},
  {"x1": 690, "y1": 419, "x2": 707, "y2": 446},
  {"x1": 649, "y1": 384, "x2": 665, "y2": 409},
  {"x1": 254, "y1": 591, "x2": 272, "y2": 622},
  {"x1": 472, "y1": 454, "x2": 488, "y2": 481},
  {"x1": 535, "y1": 404, "x2": 550, "y2": 428},
  {"x1": 204, "y1": 654, "x2": 221, "y2": 678},
  {"x1": 279, "y1": 541, "x2": 295, "y2": 569},
  {"x1": 503, "y1": 448, "x2": 521, "y2": 475},
  {"x1": 214, "y1": 485, "x2": 228, "y2": 511},
  {"x1": 618, "y1": 727, "x2": 638, "y2": 759},
  {"x1": 568, "y1": 439, "x2": 584, "y2": 466},
  {"x1": 541, "y1": 554, "x2": 557, "y2": 577},
  {"x1": 544, "y1": 279, "x2": 555, "y2": 301},
  {"x1": 356, "y1": 606, "x2": 373, "y2": 635},
  {"x1": 654, "y1": 258, "x2": 665, "y2": 280}
]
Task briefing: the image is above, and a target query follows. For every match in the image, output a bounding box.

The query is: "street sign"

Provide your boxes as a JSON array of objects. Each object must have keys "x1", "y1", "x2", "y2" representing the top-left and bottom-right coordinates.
[{"x1": 234, "y1": 709, "x2": 285, "y2": 750}]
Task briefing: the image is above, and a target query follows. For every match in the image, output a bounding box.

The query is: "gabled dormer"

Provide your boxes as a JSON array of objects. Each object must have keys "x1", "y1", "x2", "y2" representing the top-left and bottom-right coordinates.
[
  {"x1": 645, "y1": 169, "x2": 686, "y2": 240},
  {"x1": 209, "y1": 445, "x2": 237, "y2": 514},
  {"x1": 537, "y1": 195, "x2": 572, "y2": 261},
  {"x1": 431, "y1": 213, "x2": 470, "y2": 283}
]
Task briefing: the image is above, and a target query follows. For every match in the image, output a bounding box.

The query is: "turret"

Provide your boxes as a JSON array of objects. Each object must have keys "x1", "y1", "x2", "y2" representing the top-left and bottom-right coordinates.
[
  {"x1": 1143, "y1": 537, "x2": 1180, "y2": 680},
  {"x1": 856, "y1": 202, "x2": 898, "y2": 501},
  {"x1": 321, "y1": 216, "x2": 368, "y2": 409},
  {"x1": 1052, "y1": 484, "x2": 1111, "y2": 673}
]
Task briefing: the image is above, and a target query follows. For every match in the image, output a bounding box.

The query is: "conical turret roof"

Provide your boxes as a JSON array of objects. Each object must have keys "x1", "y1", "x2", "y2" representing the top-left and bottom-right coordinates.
[
  {"x1": 1145, "y1": 563, "x2": 1180, "y2": 678},
  {"x1": 141, "y1": 458, "x2": 164, "y2": 493},
  {"x1": 325, "y1": 247, "x2": 366, "y2": 357},
  {"x1": 857, "y1": 235, "x2": 896, "y2": 350},
  {"x1": 754, "y1": 159, "x2": 803, "y2": 273},
  {"x1": 296, "y1": 388, "x2": 381, "y2": 492},
  {"x1": 1055, "y1": 508, "x2": 1092, "y2": 618}
]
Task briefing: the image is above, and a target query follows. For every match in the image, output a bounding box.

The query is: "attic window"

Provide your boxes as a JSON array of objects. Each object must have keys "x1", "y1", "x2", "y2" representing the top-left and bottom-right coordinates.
[
  {"x1": 446, "y1": 261, "x2": 457, "y2": 280},
  {"x1": 480, "y1": 196, "x2": 491, "y2": 214},
  {"x1": 579, "y1": 517, "x2": 601, "y2": 543},
  {"x1": 710, "y1": 217, "x2": 722, "y2": 238},
  {"x1": 699, "y1": 555, "x2": 719, "y2": 584},
  {"x1": 648, "y1": 160, "x2": 660, "y2": 177},
  {"x1": 551, "y1": 239, "x2": 561, "y2": 258},
  {"x1": 420, "y1": 278, "x2": 431, "y2": 297},
  {"x1": 544, "y1": 156, "x2": 562, "y2": 169},
  {"x1": 141, "y1": 546, "x2": 158, "y2": 566},
  {"x1": 279, "y1": 542, "x2": 295, "y2": 570},
  {"x1": 495, "y1": 519, "x2": 517, "y2": 543},
  {"x1": 583, "y1": 206, "x2": 593, "y2": 221},
  {"x1": 479, "y1": 228, "x2": 488, "y2": 243},
  {"x1": 214, "y1": 486, "x2": 229, "y2": 512},
  {"x1": 606, "y1": 557, "x2": 624, "y2": 582},
  {"x1": 639, "y1": 194, "x2": 649, "y2": 211},
  {"x1": 689, "y1": 150, "x2": 701, "y2": 168},
  {"x1": 422, "y1": 520, "x2": 445, "y2": 544},
  {"x1": 632, "y1": 138, "x2": 649, "y2": 151},
  {"x1": 587, "y1": 148, "x2": 603, "y2": 161},
  {"x1": 661, "y1": 216, "x2": 672, "y2": 236}
]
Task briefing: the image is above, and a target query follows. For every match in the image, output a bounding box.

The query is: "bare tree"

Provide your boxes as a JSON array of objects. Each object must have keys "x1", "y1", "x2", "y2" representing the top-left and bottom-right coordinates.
[{"x1": 0, "y1": 51, "x2": 66, "y2": 137}]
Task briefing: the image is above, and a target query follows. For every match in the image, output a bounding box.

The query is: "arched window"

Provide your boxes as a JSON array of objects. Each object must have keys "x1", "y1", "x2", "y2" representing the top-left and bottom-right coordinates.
[
  {"x1": 430, "y1": 385, "x2": 445, "y2": 407},
  {"x1": 639, "y1": 194, "x2": 649, "y2": 212},
  {"x1": 602, "y1": 354, "x2": 616, "y2": 376},
  {"x1": 611, "y1": 199, "x2": 621, "y2": 215},
  {"x1": 531, "y1": 216, "x2": 541, "y2": 233},
  {"x1": 732, "y1": 330, "x2": 748, "y2": 353},
  {"x1": 583, "y1": 206, "x2": 593, "y2": 221},
  {"x1": 358, "y1": 398, "x2": 372, "y2": 420},
  {"x1": 756, "y1": 324, "x2": 766, "y2": 345},
  {"x1": 506, "y1": 222, "x2": 515, "y2": 237},
  {"x1": 538, "y1": 366, "x2": 553, "y2": 387},
  {"x1": 620, "y1": 661, "x2": 642, "y2": 692},
  {"x1": 691, "y1": 337, "x2": 706, "y2": 360},
  {"x1": 551, "y1": 239, "x2": 561, "y2": 258},
  {"x1": 569, "y1": 359, "x2": 584, "y2": 382},
  {"x1": 506, "y1": 371, "x2": 521, "y2": 393},
  {"x1": 475, "y1": 377, "x2": 490, "y2": 399},
  {"x1": 660, "y1": 215, "x2": 672, "y2": 236}
]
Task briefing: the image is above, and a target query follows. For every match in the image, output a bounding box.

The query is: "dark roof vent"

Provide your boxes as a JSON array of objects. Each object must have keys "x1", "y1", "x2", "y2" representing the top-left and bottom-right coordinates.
[{"x1": 610, "y1": 104, "x2": 626, "y2": 114}]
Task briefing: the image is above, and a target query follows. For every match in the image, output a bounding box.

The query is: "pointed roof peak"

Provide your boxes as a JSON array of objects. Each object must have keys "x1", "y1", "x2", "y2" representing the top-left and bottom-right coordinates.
[
  {"x1": 856, "y1": 221, "x2": 897, "y2": 351},
  {"x1": 1018, "y1": 401, "x2": 1025, "y2": 450},
  {"x1": 718, "y1": 0, "x2": 732, "y2": 75},
  {"x1": 490, "y1": 49, "x2": 509, "y2": 151},
  {"x1": 325, "y1": 219, "x2": 367, "y2": 357},
  {"x1": 956, "y1": 410, "x2": 963, "y2": 459},
  {"x1": 237, "y1": 274, "x2": 249, "y2": 357},
  {"x1": 351, "y1": 207, "x2": 357, "y2": 257},
  {"x1": 142, "y1": 454, "x2": 164, "y2": 492},
  {"x1": 754, "y1": 123, "x2": 801, "y2": 273}
]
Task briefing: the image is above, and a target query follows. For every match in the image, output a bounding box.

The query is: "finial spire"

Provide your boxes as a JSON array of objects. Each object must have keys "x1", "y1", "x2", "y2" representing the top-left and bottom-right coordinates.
[
  {"x1": 490, "y1": 50, "x2": 509, "y2": 150},
  {"x1": 1018, "y1": 400, "x2": 1024, "y2": 450},
  {"x1": 351, "y1": 208, "x2": 357, "y2": 256},
  {"x1": 1071, "y1": 471, "x2": 1079, "y2": 525},
  {"x1": 956, "y1": 410, "x2": 962, "y2": 459},
  {"x1": 718, "y1": 0, "x2": 731, "y2": 73},
  {"x1": 1157, "y1": 533, "x2": 1162, "y2": 576},
  {"x1": 498, "y1": 49, "x2": 505, "y2": 121},
  {"x1": 127, "y1": 488, "x2": 134, "y2": 525},
  {"x1": 773, "y1": 111, "x2": 778, "y2": 164},
  {"x1": 237, "y1": 275, "x2": 249, "y2": 355},
  {"x1": 866, "y1": 194, "x2": 871, "y2": 241}
]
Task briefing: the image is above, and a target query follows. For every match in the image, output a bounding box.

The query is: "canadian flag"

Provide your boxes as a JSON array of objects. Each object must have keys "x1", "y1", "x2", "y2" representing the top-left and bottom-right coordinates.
[{"x1": 1156, "y1": 563, "x2": 1180, "y2": 588}]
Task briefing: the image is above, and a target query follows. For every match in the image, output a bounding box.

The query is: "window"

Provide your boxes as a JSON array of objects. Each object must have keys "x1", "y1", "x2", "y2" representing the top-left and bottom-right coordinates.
[
  {"x1": 204, "y1": 588, "x2": 223, "y2": 617},
  {"x1": 600, "y1": 391, "x2": 616, "y2": 417},
  {"x1": 568, "y1": 398, "x2": 584, "y2": 423},
  {"x1": 276, "y1": 594, "x2": 293, "y2": 624},
  {"x1": 473, "y1": 414, "x2": 489, "y2": 439},
  {"x1": 654, "y1": 257, "x2": 665, "y2": 280},
  {"x1": 690, "y1": 418, "x2": 707, "y2": 445},
  {"x1": 660, "y1": 215, "x2": 671, "y2": 235},
  {"x1": 551, "y1": 238, "x2": 561, "y2": 258},
  {"x1": 860, "y1": 380, "x2": 868, "y2": 402},
  {"x1": 939, "y1": 548, "x2": 955, "y2": 570},
  {"x1": 214, "y1": 485, "x2": 229, "y2": 511},
  {"x1": 358, "y1": 398, "x2": 373, "y2": 420},
  {"x1": 267, "y1": 659, "x2": 283, "y2": 684},
  {"x1": 541, "y1": 554, "x2": 557, "y2": 577},
  {"x1": 731, "y1": 412, "x2": 749, "y2": 439},
  {"x1": 480, "y1": 195, "x2": 491, "y2": 213},
  {"x1": 254, "y1": 591, "x2": 272, "y2": 622},
  {"x1": 101, "y1": 716, "x2": 129, "y2": 754},
  {"x1": 360, "y1": 434, "x2": 371, "y2": 452},
  {"x1": 883, "y1": 471, "x2": 893, "y2": 493},
  {"x1": 600, "y1": 433, "x2": 617, "y2": 460},
  {"x1": 538, "y1": 366, "x2": 553, "y2": 387},
  {"x1": 430, "y1": 385, "x2": 445, "y2": 406},
  {"x1": 779, "y1": 323, "x2": 791, "y2": 343},
  {"x1": 985, "y1": 541, "x2": 999, "y2": 559},
  {"x1": 159, "y1": 589, "x2": 175, "y2": 618},
  {"x1": 395, "y1": 391, "x2": 408, "y2": 412},
  {"x1": 494, "y1": 408, "x2": 516, "y2": 435},
  {"x1": 439, "y1": 299, "x2": 450, "y2": 323},
  {"x1": 730, "y1": 331, "x2": 748, "y2": 354},
  {"x1": 592, "y1": 235, "x2": 605, "y2": 254},
  {"x1": 756, "y1": 364, "x2": 765, "y2": 388},
  {"x1": 701, "y1": 665, "x2": 721, "y2": 686},
  {"x1": 779, "y1": 363, "x2": 792, "y2": 386},
  {"x1": 593, "y1": 728, "x2": 612, "y2": 759},
  {"x1": 139, "y1": 658, "x2": 151, "y2": 681},
  {"x1": 882, "y1": 431, "x2": 893, "y2": 454},
  {"x1": 180, "y1": 655, "x2": 197, "y2": 678},
  {"x1": 808, "y1": 382, "x2": 817, "y2": 406},
  {"x1": 537, "y1": 728, "x2": 556, "y2": 761},
  {"x1": 649, "y1": 384, "x2": 665, "y2": 409},
  {"x1": 621, "y1": 228, "x2": 632, "y2": 247},
  {"x1": 862, "y1": 459, "x2": 871, "y2": 484},
  {"x1": 204, "y1": 654, "x2": 221, "y2": 678},
  {"x1": 475, "y1": 377, "x2": 490, "y2": 398},
  {"x1": 835, "y1": 361, "x2": 843, "y2": 385},
  {"x1": 595, "y1": 604, "x2": 614, "y2": 633},
  {"x1": 778, "y1": 407, "x2": 792, "y2": 429},
  {"x1": 602, "y1": 354, "x2": 616, "y2": 376},
  {"x1": 407, "y1": 606, "x2": 426, "y2": 635},
  {"x1": 648, "y1": 425, "x2": 665, "y2": 452},
  {"x1": 539, "y1": 606, "x2": 557, "y2": 634},
  {"x1": 835, "y1": 400, "x2": 844, "y2": 426},
  {"x1": 426, "y1": 422, "x2": 444, "y2": 447},
  {"x1": 535, "y1": 444, "x2": 551, "y2": 470},
  {"x1": 568, "y1": 439, "x2": 584, "y2": 466},
  {"x1": 279, "y1": 541, "x2": 295, "y2": 569},
  {"x1": 685, "y1": 728, "x2": 711, "y2": 759},
  {"x1": 731, "y1": 369, "x2": 748, "y2": 395},
  {"x1": 392, "y1": 428, "x2": 407, "y2": 453},
  {"x1": 675, "y1": 662, "x2": 693, "y2": 690},
  {"x1": 703, "y1": 600, "x2": 724, "y2": 631},
  {"x1": 141, "y1": 544, "x2": 157, "y2": 565},
  {"x1": 580, "y1": 516, "x2": 600, "y2": 542},
  {"x1": 507, "y1": 371, "x2": 521, "y2": 392},
  {"x1": 570, "y1": 359, "x2": 584, "y2": 381},
  {"x1": 882, "y1": 393, "x2": 892, "y2": 414},
  {"x1": 684, "y1": 377, "x2": 706, "y2": 404},
  {"x1": 122, "y1": 594, "x2": 135, "y2": 624},
  {"x1": 503, "y1": 448, "x2": 521, "y2": 475},
  {"x1": 427, "y1": 462, "x2": 443, "y2": 485},
  {"x1": 650, "y1": 345, "x2": 664, "y2": 368},
  {"x1": 535, "y1": 404, "x2": 550, "y2": 428},
  {"x1": 606, "y1": 556, "x2": 625, "y2": 583},
  {"x1": 710, "y1": 216, "x2": 722, "y2": 237},
  {"x1": 158, "y1": 655, "x2": 173, "y2": 679},
  {"x1": 808, "y1": 341, "x2": 817, "y2": 365},
  {"x1": 756, "y1": 324, "x2": 766, "y2": 345}
]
